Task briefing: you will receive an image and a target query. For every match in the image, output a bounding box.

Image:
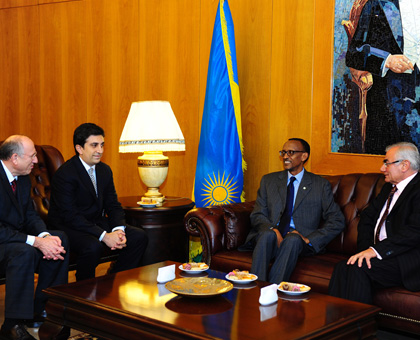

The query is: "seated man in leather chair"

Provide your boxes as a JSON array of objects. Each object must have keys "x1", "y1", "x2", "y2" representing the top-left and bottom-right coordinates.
[
  {"x1": 48, "y1": 123, "x2": 148, "y2": 281},
  {"x1": 0, "y1": 136, "x2": 68, "y2": 340}
]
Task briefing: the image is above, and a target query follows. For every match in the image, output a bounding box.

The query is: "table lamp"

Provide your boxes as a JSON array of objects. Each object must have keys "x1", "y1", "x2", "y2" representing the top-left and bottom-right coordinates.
[{"x1": 119, "y1": 101, "x2": 185, "y2": 204}]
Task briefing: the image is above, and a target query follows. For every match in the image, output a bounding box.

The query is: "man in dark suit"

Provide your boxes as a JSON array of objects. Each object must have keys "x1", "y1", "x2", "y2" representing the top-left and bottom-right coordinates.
[
  {"x1": 241, "y1": 138, "x2": 345, "y2": 283},
  {"x1": 329, "y1": 142, "x2": 420, "y2": 304},
  {"x1": 346, "y1": 0, "x2": 419, "y2": 154},
  {"x1": 0, "y1": 136, "x2": 68, "y2": 340},
  {"x1": 48, "y1": 123, "x2": 148, "y2": 281}
]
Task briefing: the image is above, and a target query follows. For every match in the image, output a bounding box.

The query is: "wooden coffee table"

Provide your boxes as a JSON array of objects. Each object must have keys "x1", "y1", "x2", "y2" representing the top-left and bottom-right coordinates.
[{"x1": 39, "y1": 261, "x2": 380, "y2": 339}]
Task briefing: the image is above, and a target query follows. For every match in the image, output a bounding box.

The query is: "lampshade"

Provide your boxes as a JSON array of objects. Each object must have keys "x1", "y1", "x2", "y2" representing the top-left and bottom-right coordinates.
[
  {"x1": 119, "y1": 101, "x2": 185, "y2": 204},
  {"x1": 119, "y1": 101, "x2": 185, "y2": 153}
]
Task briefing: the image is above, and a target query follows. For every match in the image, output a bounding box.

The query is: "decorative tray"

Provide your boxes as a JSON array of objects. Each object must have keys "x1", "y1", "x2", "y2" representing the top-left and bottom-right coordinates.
[{"x1": 165, "y1": 277, "x2": 233, "y2": 297}]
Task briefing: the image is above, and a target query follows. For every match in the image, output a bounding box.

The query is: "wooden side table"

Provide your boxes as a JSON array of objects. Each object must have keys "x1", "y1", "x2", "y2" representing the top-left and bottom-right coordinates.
[{"x1": 119, "y1": 196, "x2": 194, "y2": 266}]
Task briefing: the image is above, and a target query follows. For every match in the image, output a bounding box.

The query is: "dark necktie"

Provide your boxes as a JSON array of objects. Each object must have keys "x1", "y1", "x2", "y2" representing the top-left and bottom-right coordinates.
[
  {"x1": 374, "y1": 185, "x2": 397, "y2": 244},
  {"x1": 10, "y1": 179, "x2": 17, "y2": 195},
  {"x1": 278, "y1": 177, "x2": 296, "y2": 237}
]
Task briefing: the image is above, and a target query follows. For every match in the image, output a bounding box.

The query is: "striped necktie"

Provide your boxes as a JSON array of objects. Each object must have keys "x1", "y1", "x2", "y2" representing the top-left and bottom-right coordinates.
[
  {"x1": 88, "y1": 167, "x2": 98, "y2": 195},
  {"x1": 374, "y1": 185, "x2": 397, "y2": 244}
]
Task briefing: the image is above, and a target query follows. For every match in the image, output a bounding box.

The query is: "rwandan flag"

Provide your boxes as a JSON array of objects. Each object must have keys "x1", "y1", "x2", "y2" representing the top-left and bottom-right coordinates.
[{"x1": 193, "y1": 0, "x2": 246, "y2": 208}]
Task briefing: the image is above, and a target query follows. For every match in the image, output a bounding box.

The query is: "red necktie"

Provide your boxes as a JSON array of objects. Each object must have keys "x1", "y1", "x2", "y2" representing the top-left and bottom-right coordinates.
[
  {"x1": 10, "y1": 179, "x2": 17, "y2": 195},
  {"x1": 374, "y1": 186, "x2": 397, "y2": 244}
]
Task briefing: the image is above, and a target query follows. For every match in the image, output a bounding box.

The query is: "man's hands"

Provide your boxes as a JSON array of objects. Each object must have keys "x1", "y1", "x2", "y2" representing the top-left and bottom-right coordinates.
[
  {"x1": 347, "y1": 248, "x2": 377, "y2": 269},
  {"x1": 290, "y1": 230, "x2": 310, "y2": 244},
  {"x1": 386, "y1": 54, "x2": 414, "y2": 73},
  {"x1": 33, "y1": 235, "x2": 66, "y2": 260},
  {"x1": 103, "y1": 230, "x2": 127, "y2": 250},
  {"x1": 273, "y1": 229, "x2": 283, "y2": 247},
  {"x1": 273, "y1": 229, "x2": 310, "y2": 247}
]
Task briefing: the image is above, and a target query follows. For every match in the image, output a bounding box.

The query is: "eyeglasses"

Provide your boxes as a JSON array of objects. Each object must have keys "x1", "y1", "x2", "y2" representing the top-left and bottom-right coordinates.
[
  {"x1": 383, "y1": 159, "x2": 402, "y2": 167},
  {"x1": 279, "y1": 150, "x2": 305, "y2": 157},
  {"x1": 18, "y1": 152, "x2": 37, "y2": 160}
]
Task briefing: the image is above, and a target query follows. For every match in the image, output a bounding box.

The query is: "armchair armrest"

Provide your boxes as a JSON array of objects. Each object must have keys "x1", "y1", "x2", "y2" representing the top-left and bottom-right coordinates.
[
  {"x1": 184, "y1": 206, "x2": 226, "y2": 265},
  {"x1": 184, "y1": 201, "x2": 255, "y2": 265}
]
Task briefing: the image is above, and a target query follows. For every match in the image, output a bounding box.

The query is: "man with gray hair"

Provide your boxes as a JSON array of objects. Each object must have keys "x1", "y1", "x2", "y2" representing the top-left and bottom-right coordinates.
[
  {"x1": 329, "y1": 142, "x2": 420, "y2": 304},
  {"x1": 0, "y1": 136, "x2": 68, "y2": 340}
]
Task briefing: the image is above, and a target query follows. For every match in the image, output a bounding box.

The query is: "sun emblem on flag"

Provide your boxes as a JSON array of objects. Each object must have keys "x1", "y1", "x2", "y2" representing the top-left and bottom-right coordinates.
[{"x1": 201, "y1": 172, "x2": 240, "y2": 206}]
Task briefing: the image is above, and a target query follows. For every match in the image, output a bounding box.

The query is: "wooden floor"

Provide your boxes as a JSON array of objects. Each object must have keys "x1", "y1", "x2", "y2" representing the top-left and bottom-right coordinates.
[{"x1": 0, "y1": 262, "x2": 111, "y2": 340}]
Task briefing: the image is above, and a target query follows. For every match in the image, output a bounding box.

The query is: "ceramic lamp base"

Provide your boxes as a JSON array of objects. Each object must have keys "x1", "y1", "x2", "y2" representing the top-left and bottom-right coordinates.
[{"x1": 137, "y1": 151, "x2": 168, "y2": 201}]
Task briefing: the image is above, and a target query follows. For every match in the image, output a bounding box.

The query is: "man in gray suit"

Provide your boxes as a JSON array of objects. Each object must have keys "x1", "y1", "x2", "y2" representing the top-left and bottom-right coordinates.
[{"x1": 241, "y1": 138, "x2": 345, "y2": 283}]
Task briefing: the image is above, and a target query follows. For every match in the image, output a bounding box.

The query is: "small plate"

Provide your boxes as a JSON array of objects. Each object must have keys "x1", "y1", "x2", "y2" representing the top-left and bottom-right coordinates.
[
  {"x1": 225, "y1": 273, "x2": 258, "y2": 284},
  {"x1": 138, "y1": 202, "x2": 157, "y2": 208},
  {"x1": 278, "y1": 282, "x2": 311, "y2": 295},
  {"x1": 179, "y1": 271, "x2": 209, "y2": 278},
  {"x1": 179, "y1": 264, "x2": 209, "y2": 274},
  {"x1": 232, "y1": 282, "x2": 258, "y2": 290}
]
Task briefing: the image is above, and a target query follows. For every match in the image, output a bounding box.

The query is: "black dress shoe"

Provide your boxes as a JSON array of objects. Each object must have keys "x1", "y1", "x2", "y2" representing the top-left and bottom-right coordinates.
[
  {"x1": 25, "y1": 310, "x2": 47, "y2": 328},
  {"x1": 0, "y1": 324, "x2": 36, "y2": 340}
]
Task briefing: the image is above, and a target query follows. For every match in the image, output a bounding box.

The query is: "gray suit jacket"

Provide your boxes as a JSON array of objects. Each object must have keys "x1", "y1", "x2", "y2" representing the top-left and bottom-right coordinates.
[{"x1": 242, "y1": 170, "x2": 345, "y2": 253}]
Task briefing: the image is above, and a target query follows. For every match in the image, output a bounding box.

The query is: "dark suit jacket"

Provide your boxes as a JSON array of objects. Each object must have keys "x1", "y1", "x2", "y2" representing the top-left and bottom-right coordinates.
[
  {"x1": 243, "y1": 170, "x2": 345, "y2": 253},
  {"x1": 0, "y1": 163, "x2": 48, "y2": 257},
  {"x1": 0, "y1": 163, "x2": 68, "y2": 319},
  {"x1": 346, "y1": 0, "x2": 402, "y2": 76},
  {"x1": 48, "y1": 156, "x2": 126, "y2": 238},
  {"x1": 357, "y1": 172, "x2": 420, "y2": 291},
  {"x1": 345, "y1": 0, "x2": 420, "y2": 153}
]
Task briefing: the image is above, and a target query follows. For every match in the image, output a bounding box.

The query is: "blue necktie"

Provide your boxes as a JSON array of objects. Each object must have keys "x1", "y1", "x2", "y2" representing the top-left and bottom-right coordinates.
[{"x1": 278, "y1": 177, "x2": 296, "y2": 236}]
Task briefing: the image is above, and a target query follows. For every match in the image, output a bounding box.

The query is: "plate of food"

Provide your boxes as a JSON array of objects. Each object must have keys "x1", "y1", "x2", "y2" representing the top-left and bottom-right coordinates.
[
  {"x1": 278, "y1": 281, "x2": 311, "y2": 295},
  {"x1": 225, "y1": 269, "x2": 258, "y2": 284},
  {"x1": 179, "y1": 262, "x2": 209, "y2": 273}
]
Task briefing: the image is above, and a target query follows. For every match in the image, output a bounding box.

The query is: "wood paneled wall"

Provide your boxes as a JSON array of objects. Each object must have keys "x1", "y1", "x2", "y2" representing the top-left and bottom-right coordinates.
[{"x1": 0, "y1": 0, "x2": 383, "y2": 203}]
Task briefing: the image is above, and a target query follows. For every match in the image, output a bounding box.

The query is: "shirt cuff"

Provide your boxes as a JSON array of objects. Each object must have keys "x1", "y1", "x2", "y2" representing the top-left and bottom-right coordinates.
[
  {"x1": 27, "y1": 232, "x2": 51, "y2": 246},
  {"x1": 112, "y1": 226, "x2": 126, "y2": 232},
  {"x1": 99, "y1": 231, "x2": 106, "y2": 242},
  {"x1": 100, "y1": 226, "x2": 126, "y2": 241},
  {"x1": 370, "y1": 246, "x2": 382, "y2": 260},
  {"x1": 26, "y1": 235, "x2": 35, "y2": 246},
  {"x1": 382, "y1": 55, "x2": 391, "y2": 77}
]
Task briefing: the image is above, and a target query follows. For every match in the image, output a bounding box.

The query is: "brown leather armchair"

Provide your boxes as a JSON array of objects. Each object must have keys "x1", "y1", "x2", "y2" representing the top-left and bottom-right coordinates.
[{"x1": 184, "y1": 173, "x2": 420, "y2": 335}]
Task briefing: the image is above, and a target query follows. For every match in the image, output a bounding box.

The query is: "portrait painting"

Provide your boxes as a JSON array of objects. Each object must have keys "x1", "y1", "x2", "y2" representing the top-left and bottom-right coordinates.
[{"x1": 331, "y1": 0, "x2": 420, "y2": 155}]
